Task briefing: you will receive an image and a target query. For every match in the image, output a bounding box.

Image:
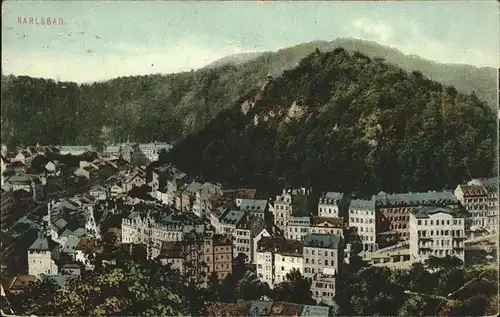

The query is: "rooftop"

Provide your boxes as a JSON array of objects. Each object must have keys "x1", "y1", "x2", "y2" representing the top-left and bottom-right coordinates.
[
  {"x1": 319, "y1": 192, "x2": 344, "y2": 204},
  {"x1": 456, "y1": 185, "x2": 488, "y2": 197},
  {"x1": 302, "y1": 233, "x2": 341, "y2": 250},
  {"x1": 311, "y1": 216, "x2": 343, "y2": 228},
  {"x1": 411, "y1": 206, "x2": 464, "y2": 219},
  {"x1": 374, "y1": 191, "x2": 458, "y2": 206},
  {"x1": 349, "y1": 198, "x2": 375, "y2": 210},
  {"x1": 240, "y1": 199, "x2": 268, "y2": 213}
]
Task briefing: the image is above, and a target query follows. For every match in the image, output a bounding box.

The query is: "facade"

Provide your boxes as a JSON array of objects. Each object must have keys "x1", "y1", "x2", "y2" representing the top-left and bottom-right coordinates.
[
  {"x1": 348, "y1": 199, "x2": 377, "y2": 252},
  {"x1": 122, "y1": 173, "x2": 146, "y2": 193},
  {"x1": 138, "y1": 142, "x2": 172, "y2": 162},
  {"x1": 193, "y1": 182, "x2": 223, "y2": 218},
  {"x1": 27, "y1": 236, "x2": 59, "y2": 276},
  {"x1": 318, "y1": 192, "x2": 344, "y2": 218},
  {"x1": 121, "y1": 210, "x2": 205, "y2": 258},
  {"x1": 233, "y1": 214, "x2": 266, "y2": 263},
  {"x1": 409, "y1": 206, "x2": 466, "y2": 263},
  {"x1": 286, "y1": 216, "x2": 311, "y2": 241},
  {"x1": 272, "y1": 188, "x2": 310, "y2": 232},
  {"x1": 255, "y1": 237, "x2": 303, "y2": 289},
  {"x1": 88, "y1": 184, "x2": 107, "y2": 200},
  {"x1": 302, "y1": 233, "x2": 342, "y2": 279},
  {"x1": 211, "y1": 208, "x2": 246, "y2": 235},
  {"x1": 468, "y1": 178, "x2": 499, "y2": 233},
  {"x1": 252, "y1": 228, "x2": 271, "y2": 265},
  {"x1": 239, "y1": 199, "x2": 268, "y2": 220},
  {"x1": 374, "y1": 191, "x2": 459, "y2": 240},
  {"x1": 454, "y1": 184, "x2": 490, "y2": 231}
]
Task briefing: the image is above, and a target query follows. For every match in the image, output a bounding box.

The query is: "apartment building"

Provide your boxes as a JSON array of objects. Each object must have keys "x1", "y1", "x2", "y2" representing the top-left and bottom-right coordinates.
[
  {"x1": 255, "y1": 237, "x2": 303, "y2": 289},
  {"x1": 348, "y1": 199, "x2": 377, "y2": 252},
  {"x1": 470, "y1": 178, "x2": 498, "y2": 233},
  {"x1": 374, "y1": 191, "x2": 459, "y2": 240},
  {"x1": 409, "y1": 206, "x2": 466, "y2": 263},
  {"x1": 158, "y1": 233, "x2": 233, "y2": 283},
  {"x1": 210, "y1": 208, "x2": 245, "y2": 235},
  {"x1": 302, "y1": 233, "x2": 342, "y2": 306},
  {"x1": 272, "y1": 188, "x2": 310, "y2": 232},
  {"x1": 233, "y1": 214, "x2": 266, "y2": 263},
  {"x1": 121, "y1": 209, "x2": 205, "y2": 258},
  {"x1": 286, "y1": 216, "x2": 310, "y2": 241},
  {"x1": 239, "y1": 199, "x2": 268, "y2": 220},
  {"x1": 302, "y1": 233, "x2": 343, "y2": 279},
  {"x1": 455, "y1": 184, "x2": 491, "y2": 234},
  {"x1": 317, "y1": 192, "x2": 344, "y2": 218},
  {"x1": 286, "y1": 216, "x2": 343, "y2": 241}
]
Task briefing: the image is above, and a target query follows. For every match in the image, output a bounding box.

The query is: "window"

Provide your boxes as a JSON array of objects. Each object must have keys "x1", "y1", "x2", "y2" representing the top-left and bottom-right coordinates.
[{"x1": 418, "y1": 220, "x2": 422, "y2": 225}]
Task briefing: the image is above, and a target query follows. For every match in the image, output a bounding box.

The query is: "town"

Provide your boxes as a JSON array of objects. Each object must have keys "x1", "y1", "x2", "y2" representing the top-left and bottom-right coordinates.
[{"x1": 0, "y1": 142, "x2": 497, "y2": 316}]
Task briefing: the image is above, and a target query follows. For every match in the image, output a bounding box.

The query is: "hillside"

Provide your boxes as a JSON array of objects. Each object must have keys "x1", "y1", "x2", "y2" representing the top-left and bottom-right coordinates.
[
  {"x1": 1, "y1": 38, "x2": 496, "y2": 148},
  {"x1": 166, "y1": 48, "x2": 496, "y2": 196}
]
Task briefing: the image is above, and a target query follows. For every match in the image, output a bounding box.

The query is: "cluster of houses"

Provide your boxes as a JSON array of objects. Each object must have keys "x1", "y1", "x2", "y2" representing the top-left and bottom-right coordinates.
[{"x1": 0, "y1": 143, "x2": 498, "y2": 311}]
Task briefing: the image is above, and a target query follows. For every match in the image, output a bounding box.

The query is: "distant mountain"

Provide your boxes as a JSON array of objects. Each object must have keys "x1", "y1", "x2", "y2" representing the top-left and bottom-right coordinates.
[
  {"x1": 167, "y1": 48, "x2": 496, "y2": 196},
  {"x1": 204, "y1": 52, "x2": 264, "y2": 68},
  {"x1": 1, "y1": 38, "x2": 496, "y2": 148}
]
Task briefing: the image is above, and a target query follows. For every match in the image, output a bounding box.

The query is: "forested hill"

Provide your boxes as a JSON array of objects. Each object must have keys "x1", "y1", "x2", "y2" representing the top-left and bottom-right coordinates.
[
  {"x1": 0, "y1": 38, "x2": 496, "y2": 148},
  {"x1": 166, "y1": 48, "x2": 496, "y2": 196}
]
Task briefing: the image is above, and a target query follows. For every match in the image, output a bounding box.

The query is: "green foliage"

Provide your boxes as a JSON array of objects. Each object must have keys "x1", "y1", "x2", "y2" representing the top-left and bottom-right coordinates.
[
  {"x1": 271, "y1": 269, "x2": 315, "y2": 305},
  {"x1": 1, "y1": 39, "x2": 495, "y2": 149},
  {"x1": 336, "y1": 264, "x2": 498, "y2": 316},
  {"x1": 168, "y1": 49, "x2": 496, "y2": 196},
  {"x1": 9, "y1": 261, "x2": 205, "y2": 316}
]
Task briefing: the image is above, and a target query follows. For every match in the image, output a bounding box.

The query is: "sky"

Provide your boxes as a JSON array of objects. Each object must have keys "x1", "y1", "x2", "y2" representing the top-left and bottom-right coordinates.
[{"x1": 2, "y1": 0, "x2": 499, "y2": 83}]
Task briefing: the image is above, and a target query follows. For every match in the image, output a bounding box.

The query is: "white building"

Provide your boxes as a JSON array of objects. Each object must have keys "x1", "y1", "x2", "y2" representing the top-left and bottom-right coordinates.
[
  {"x1": 121, "y1": 210, "x2": 205, "y2": 258},
  {"x1": 89, "y1": 184, "x2": 107, "y2": 201},
  {"x1": 0, "y1": 155, "x2": 7, "y2": 187},
  {"x1": 409, "y1": 206, "x2": 466, "y2": 263},
  {"x1": 255, "y1": 237, "x2": 303, "y2": 289},
  {"x1": 192, "y1": 182, "x2": 223, "y2": 218},
  {"x1": 286, "y1": 216, "x2": 311, "y2": 241},
  {"x1": 454, "y1": 184, "x2": 489, "y2": 234},
  {"x1": 58, "y1": 145, "x2": 93, "y2": 156},
  {"x1": 252, "y1": 228, "x2": 271, "y2": 265},
  {"x1": 272, "y1": 188, "x2": 310, "y2": 232},
  {"x1": 138, "y1": 142, "x2": 172, "y2": 162},
  {"x1": 318, "y1": 192, "x2": 344, "y2": 218},
  {"x1": 28, "y1": 236, "x2": 59, "y2": 276},
  {"x1": 468, "y1": 178, "x2": 498, "y2": 233},
  {"x1": 233, "y1": 214, "x2": 266, "y2": 263},
  {"x1": 348, "y1": 199, "x2": 377, "y2": 252}
]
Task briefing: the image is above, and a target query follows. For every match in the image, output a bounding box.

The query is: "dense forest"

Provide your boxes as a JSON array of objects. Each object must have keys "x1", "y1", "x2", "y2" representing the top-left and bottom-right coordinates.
[
  {"x1": 1, "y1": 38, "x2": 496, "y2": 148},
  {"x1": 166, "y1": 48, "x2": 496, "y2": 196}
]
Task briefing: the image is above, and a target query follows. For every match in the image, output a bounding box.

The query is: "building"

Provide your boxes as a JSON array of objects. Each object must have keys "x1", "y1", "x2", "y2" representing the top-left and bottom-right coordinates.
[
  {"x1": 238, "y1": 199, "x2": 268, "y2": 220},
  {"x1": 286, "y1": 216, "x2": 311, "y2": 241},
  {"x1": 193, "y1": 182, "x2": 223, "y2": 218},
  {"x1": 27, "y1": 236, "x2": 59, "y2": 276},
  {"x1": 88, "y1": 184, "x2": 107, "y2": 200},
  {"x1": 286, "y1": 216, "x2": 343, "y2": 242},
  {"x1": 409, "y1": 206, "x2": 466, "y2": 263},
  {"x1": 255, "y1": 237, "x2": 303, "y2": 289},
  {"x1": 211, "y1": 208, "x2": 246, "y2": 235},
  {"x1": 374, "y1": 191, "x2": 459, "y2": 241},
  {"x1": 272, "y1": 188, "x2": 310, "y2": 232},
  {"x1": 318, "y1": 192, "x2": 344, "y2": 218},
  {"x1": 0, "y1": 155, "x2": 7, "y2": 186},
  {"x1": 302, "y1": 233, "x2": 342, "y2": 306},
  {"x1": 157, "y1": 233, "x2": 233, "y2": 283},
  {"x1": 302, "y1": 233, "x2": 342, "y2": 279},
  {"x1": 138, "y1": 142, "x2": 172, "y2": 162},
  {"x1": 468, "y1": 178, "x2": 499, "y2": 233},
  {"x1": 178, "y1": 181, "x2": 202, "y2": 212},
  {"x1": 454, "y1": 184, "x2": 490, "y2": 233},
  {"x1": 121, "y1": 209, "x2": 205, "y2": 258},
  {"x1": 233, "y1": 214, "x2": 266, "y2": 263},
  {"x1": 58, "y1": 145, "x2": 93, "y2": 156},
  {"x1": 2, "y1": 175, "x2": 44, "y2": 201},
  {"x1": 348, "y1": 199, "x2": 377, "y2": 252},
  {"x1": 122, "y1": 172, "x2": 146, "y2": 193},
  {"x1": 205, "y1": 233, "x2": 233, "y2": 280},
  {"x1": 252, "y1": 228, "x2": 272, "y2": 265}
]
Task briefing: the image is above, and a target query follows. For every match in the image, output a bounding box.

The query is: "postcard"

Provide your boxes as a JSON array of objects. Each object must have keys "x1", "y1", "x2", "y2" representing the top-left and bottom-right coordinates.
[{"x1": 1, "y1": 1, "x2": 498, "y2": 316}]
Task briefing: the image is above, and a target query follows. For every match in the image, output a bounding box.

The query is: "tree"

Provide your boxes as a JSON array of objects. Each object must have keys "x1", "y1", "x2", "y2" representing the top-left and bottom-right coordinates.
[
  {"x1": 9, "y1": 277, "x2": 58, "y2": 316},
  {"x1": 271, "y1": 269, "x2": 314, "y2": 305}
]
